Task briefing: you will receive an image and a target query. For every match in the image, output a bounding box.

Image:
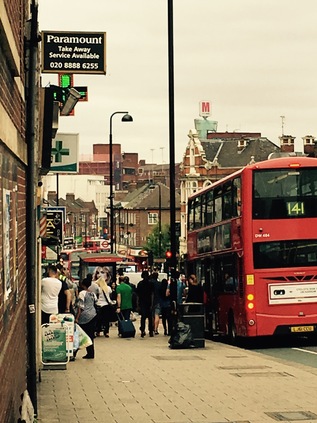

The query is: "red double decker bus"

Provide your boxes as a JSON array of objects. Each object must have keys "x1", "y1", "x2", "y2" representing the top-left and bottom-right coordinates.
[{"x1": 187, "y1": 156, "x2": 317, "y2": 342}]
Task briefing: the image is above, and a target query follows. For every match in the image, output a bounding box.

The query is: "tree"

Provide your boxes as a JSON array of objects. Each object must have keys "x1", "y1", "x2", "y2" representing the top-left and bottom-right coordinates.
[{"x1": 144, "y1": 224, "x2": 170, "y2": 259}]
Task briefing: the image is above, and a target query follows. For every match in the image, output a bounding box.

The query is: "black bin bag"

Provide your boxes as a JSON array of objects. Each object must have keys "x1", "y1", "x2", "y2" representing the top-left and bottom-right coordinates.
[{"x1": 168, "y1": 322, "x2": 194, "y2": 349}]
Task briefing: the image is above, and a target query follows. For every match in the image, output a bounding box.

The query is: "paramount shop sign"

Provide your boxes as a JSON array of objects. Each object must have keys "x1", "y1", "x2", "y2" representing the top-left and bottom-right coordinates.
[{"x1": 41, "y1": 31, "x2": 106, "y2": 74}]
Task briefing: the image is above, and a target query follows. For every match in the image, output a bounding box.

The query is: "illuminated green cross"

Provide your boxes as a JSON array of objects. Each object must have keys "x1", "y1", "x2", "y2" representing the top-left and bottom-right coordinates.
[{"x1": 51, "y1": 140, "x2": 70, "y2": 163}]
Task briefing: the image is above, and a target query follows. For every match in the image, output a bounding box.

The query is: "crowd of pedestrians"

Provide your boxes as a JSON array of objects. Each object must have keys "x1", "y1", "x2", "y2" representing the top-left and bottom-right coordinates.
[{"x1": 41, "y1": 259, "x2": 204, "y2": 359}]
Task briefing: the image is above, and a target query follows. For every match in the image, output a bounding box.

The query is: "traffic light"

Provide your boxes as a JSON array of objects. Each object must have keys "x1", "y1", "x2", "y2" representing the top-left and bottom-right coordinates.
[
  {"x1": 165, "y1": 250, "x2": 173, "y2": 272},
  {"x1": 166, "y1": 251, "x2": 172, "y2": 259}
]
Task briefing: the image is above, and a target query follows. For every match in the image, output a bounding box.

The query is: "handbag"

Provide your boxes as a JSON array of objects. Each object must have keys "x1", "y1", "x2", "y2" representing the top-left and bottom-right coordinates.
[{"x1": 103, "y1": 288, "x2": 116, "y2": 308}]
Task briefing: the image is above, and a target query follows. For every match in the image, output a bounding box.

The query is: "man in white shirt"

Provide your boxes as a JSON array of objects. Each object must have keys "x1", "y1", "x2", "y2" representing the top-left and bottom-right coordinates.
[{"x1": 41, "y1": 264, "x2": 62, "y2": 324}]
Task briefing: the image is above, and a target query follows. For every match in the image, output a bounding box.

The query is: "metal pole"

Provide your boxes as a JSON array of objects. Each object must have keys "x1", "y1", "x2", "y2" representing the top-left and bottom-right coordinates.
[
  {"x1": 56, "y1": 173, "x2": 59, "y2": 206},
  {"x1": 109, "y1": 119, "x2": 113, "y2": 253},
  {"x1": 85, "y1": 214, "x2": 88, "y2": 244},
  {"x1": 158, "y1": 184, "x2": 162, "y2": 258},
  {"x1": 109, "y1": 111, "x2": 130, "y2": 254},
  {"x1": 168, "y1": 0, "x2": 176, "y2": 269}
]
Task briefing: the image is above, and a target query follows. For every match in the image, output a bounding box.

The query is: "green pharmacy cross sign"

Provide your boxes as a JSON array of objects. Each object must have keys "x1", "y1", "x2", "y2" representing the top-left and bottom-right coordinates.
[
  {"x1": 50, "y1": 133, "x2": 79, "y2": 173},
  {"x1": 51, "y1": 140, "x2": 70, "y2": 163}
]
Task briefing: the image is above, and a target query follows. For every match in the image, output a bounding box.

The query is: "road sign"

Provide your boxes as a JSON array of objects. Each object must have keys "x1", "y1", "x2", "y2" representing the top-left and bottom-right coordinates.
[
  {"x1": 101, "y1": 240, "x2": 109, "y2": 248},
  {"x1": 50, "y1": 133, "x2": 79, "y2": 173}
]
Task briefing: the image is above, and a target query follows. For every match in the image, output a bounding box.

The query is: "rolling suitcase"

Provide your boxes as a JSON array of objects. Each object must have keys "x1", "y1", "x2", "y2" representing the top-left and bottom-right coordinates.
[{"x1": 117, "y1": 312, "x2": 136, "y2": 338}]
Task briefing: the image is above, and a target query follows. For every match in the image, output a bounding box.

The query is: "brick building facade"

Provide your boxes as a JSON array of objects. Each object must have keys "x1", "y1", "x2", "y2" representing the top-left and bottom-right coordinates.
[
  {"x1": 0, "y1": 0, "x2": 31, "y2": 421},
  {"x1": 79, "y1": 144, "x2": 139, "y2": 190}
]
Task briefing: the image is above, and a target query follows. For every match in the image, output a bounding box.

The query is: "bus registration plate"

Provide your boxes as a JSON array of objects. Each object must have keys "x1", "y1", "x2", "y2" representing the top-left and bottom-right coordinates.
[{"x1": 291, "y1": 326, "x2": 314, "y2": 333}]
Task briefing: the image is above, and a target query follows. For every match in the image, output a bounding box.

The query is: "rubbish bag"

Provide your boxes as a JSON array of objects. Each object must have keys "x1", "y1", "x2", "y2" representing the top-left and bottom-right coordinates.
[
  {"x1": 168, "y1": 322, "x2": 194, "y2": 349},
  {"x1": 75, "y1": 323, "x2": 92, "y2": 349},
  {"x1": 73, "y1": 324, "x2": 80, "y2": 351}
]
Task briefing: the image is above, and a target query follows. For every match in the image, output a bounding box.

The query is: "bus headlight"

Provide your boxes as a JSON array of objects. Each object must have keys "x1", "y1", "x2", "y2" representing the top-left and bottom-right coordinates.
[{"x1": 248, "y1": 319, "x2": 255, "y2": 326}]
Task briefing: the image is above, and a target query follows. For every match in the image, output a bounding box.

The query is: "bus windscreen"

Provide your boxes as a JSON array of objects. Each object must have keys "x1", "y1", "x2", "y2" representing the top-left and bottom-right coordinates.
[
  {"x1": 253, "y1": 239, "x2": 317, "y2": 269},
  {"x1": 253, "y1": 168, "x2": 317, "y2": 219}
]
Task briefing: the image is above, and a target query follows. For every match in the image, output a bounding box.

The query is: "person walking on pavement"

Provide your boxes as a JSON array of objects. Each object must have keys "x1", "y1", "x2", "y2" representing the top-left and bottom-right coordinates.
[
  {"x1": 166, "y1": 269, "x2": 185, "y2": 330},
  {"x1": 41, "y1": 264, "x2": 62, "y2": 324},
  {"x1": 160, "y1": 278, "x2": 172, "y2": 336},
  {"x1": 186, "y1": 274, "x2": 204, "y2": 303},
  {"x1": 75, "y1": 277, "x2": 98, "y2": 359},
  {"x1": 150, "y1": 271, "x2": 161, "y2": 335},
  {"x1": 56, "y1": 263, "x2": 72, "y2": 315},
  {"x1": 137, "y1": 270, "x2": 154, "y2": 337},
  {"x1": 116, "y1": 275, "x2": 133, "y2": 321},
  {"x1": 95, "y1": 276, "x2": 116, "y2": 337}
]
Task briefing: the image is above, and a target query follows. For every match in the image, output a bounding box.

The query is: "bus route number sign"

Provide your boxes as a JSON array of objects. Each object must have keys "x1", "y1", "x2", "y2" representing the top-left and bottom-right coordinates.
[
  {"x1": 41, "y1": 31, "x2": 106, "y2": 74},
  {"x1": 287, "y1": 201, "x2": 304, "y2": 216}
]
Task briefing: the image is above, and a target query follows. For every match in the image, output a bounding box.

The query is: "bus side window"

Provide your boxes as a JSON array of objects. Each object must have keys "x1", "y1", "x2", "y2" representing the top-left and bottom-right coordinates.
[
  {"x1": 194, "y1": 197, "x2": 201, "y2": 229},
  {"x1": 206, "y1": 191, "x2": 213, "y2": 225},
  {"x1": 214, "y1": 196, "x2": 222, "y2": 223},
  {"x1": 223, "y1": 185, "x2": 232, "y2": 220},
  {"x1": 233, "y1": 178, "x2": 241, "y2": 217},
  {"x1": 201, "y1": 193, "x2": 206, "y2": 227},
  {"x1": 188, "y1": 200, "x2": 195, "y2": 230}
]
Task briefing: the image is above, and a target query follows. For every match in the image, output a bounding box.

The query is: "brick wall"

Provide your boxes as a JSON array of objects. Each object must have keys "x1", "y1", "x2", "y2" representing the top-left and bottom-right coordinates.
[
  {"x1": 0, "y1": 146, "x2": 27, "y2": 423},
  {"x1": 0, "y1": 0, "x2": 28, "y2": 420}
]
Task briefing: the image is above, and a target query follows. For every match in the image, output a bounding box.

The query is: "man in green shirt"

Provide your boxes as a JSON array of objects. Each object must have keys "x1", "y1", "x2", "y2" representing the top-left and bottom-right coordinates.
[{"x1": 116, "y1": 276, "x2": 133, "y2": 320}]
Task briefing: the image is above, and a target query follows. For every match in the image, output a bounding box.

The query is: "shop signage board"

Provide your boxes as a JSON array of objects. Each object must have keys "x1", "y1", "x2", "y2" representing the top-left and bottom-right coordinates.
[
  {"x1": 50, "y1": 133, "x2": 79, "y2": 173},
  {"x1": 46, "y1": 209, "x2": 64, "y2": 245},
  {"x1": 41, "y1": 323, "x2": 69, "y2": 365},
  {"x1": 41, "y1": 31, "x2": 106, "y2": 74},
  {"x1": 50, "y1": 314, "x2": 75, "y2": 359}
]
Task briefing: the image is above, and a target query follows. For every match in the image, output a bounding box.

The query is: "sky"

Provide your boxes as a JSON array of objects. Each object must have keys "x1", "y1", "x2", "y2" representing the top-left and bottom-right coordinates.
[{"x1": 39, "y1": 0, "x2": 317, "y2": 164}]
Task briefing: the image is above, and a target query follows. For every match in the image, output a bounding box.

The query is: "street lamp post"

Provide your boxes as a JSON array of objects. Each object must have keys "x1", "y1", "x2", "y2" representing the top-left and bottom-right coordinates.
[
  {"x1": 109, "y1": 111, "x2": 133, "y2": 254},
  {"x1": 168, "y1": 0, "x2": 176, "y2": 269}
]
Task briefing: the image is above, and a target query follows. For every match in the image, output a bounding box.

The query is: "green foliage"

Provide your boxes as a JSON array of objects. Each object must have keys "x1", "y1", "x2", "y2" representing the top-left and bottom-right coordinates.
[{"x1": 143, "y1": 224, "x2": 170, "y2": 259}]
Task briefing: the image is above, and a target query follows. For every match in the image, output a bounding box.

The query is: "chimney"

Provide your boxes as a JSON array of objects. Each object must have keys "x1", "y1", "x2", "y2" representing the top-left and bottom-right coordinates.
[
  {"x1": 128, "y1": 182, "x2": 137, "y2": 193},
  {"x1": 47, "y1": 191, "x2": 57, "y2": 203},
  {"x1": 279, "y1": 135, "x2": 295, "y2": 153},
  {"x1": 66, "y1": 193, "x2": 75, "y2": 202},
  {"x1": 302, "y1": 135, "x2": 316, "y2": 156}
]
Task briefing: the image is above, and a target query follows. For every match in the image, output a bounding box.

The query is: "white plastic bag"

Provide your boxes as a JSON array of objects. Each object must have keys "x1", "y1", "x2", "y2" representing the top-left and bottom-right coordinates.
[{"x1": 75, "y1": 323, "x2": 92, "y2": 349}]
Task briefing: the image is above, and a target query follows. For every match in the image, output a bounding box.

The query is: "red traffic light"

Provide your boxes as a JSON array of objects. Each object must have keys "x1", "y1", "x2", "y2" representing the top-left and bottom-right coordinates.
[{"x1": 165, "y1": 250, "x2": 172, "y2": 259}]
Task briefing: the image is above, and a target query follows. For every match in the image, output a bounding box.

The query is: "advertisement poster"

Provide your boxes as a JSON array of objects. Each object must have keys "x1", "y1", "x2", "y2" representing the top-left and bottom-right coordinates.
[
  {"x1": 42, "y1": 324, "x2": 68, "y2": 363},
  {"x1": 50, "y1": 314, "x2": 74, "y2": 358}
]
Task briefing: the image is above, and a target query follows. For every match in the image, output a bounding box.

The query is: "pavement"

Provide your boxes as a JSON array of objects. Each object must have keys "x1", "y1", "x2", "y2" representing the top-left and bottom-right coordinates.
[{"x1": 37, "y1": 317, "x2": 317, "y2": 423}]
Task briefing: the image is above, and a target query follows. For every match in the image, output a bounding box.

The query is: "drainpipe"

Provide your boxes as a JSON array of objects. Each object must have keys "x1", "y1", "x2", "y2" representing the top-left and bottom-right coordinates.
[{"x1": 25, "y1": 0, "x2": 39, "y2": 414}]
